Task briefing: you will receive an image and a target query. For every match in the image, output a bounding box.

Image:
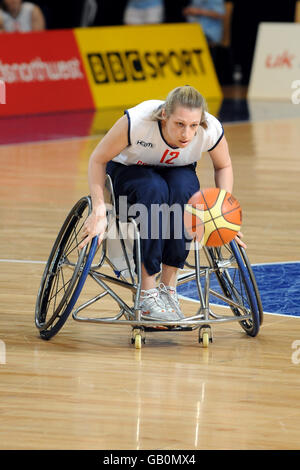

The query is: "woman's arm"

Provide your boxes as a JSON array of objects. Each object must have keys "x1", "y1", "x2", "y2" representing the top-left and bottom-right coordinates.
[
  {"x1": 0, "y1": 13, "x2": 4, "y2": 31},
  {"x1": 183, "y1": 6, "x2": 225, "y2": 20},
  {"x1": 209, "y1": 135, "x2": 233, "y2": 193},
  {"x1": 31, "y1": 5, "x2": 46, "y2": 31},
  {"x1": 80, "y1": 114, "x2": 129, "y2": 248},
  {"x1": 209, "y1": 135, "x2": 247, "y2": 248}
]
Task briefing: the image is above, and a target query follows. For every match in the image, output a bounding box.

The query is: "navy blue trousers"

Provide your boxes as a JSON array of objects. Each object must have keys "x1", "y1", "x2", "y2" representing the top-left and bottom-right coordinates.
[{"x1": 106, "y1": 161, "x2": 200, "y2": 276}]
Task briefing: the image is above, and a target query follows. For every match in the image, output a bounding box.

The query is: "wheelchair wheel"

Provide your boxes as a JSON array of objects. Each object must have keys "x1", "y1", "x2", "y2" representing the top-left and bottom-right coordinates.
[
  {"x1": 35, "y1": 196, "x2": 98, "y2": 340},
  {"x1": 205, "y1": 240, "x2": 263, "y2": 337}
]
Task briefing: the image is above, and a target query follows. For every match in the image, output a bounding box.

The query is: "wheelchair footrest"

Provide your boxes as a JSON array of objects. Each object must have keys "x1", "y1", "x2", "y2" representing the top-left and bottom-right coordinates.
[{"x1": 143, "y1": 325, "x2": 194, "y2": 332}]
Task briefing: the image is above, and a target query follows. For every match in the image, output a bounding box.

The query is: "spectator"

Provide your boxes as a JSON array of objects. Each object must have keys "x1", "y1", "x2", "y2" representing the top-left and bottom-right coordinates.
[
  {"x1": 182, "y1": 0, "x2": 226, "y2": 81},
  {"x1": 0, "y1": 0, "x2": 45, "y2": 31},
  {"x1": 123, "y1": 0, "x2": 164, "y2": 25},
  {"x1": 183, "y1": 0, "x2": 225, "y2": 57}
]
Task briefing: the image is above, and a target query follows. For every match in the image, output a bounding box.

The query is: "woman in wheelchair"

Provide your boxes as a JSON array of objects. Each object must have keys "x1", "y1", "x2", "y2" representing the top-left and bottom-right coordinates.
[{"x1": 79, "y1": 85, "x2": 245, "y2": 323}]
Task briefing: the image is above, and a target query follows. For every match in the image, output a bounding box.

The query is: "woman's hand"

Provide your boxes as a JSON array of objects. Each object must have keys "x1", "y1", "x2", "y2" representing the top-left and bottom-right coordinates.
[
  {"x1": 79, "y1": 212, "x2": 107, "y2": 250},
  {"x1": 234, "y1": 231, "x2": 247, "y2": 249}
]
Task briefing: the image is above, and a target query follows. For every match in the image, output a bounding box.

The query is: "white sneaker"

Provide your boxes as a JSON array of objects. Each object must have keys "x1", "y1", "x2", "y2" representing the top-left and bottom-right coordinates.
[
  {"x1": 158, "y1": 283, "x2": 185, "y2": 320},
  {"x1": 139, "y1": 288, "x2": 179, "y2": 321}
]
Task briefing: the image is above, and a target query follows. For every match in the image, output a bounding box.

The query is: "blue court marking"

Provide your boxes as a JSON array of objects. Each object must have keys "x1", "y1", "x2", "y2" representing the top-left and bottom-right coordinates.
[{"x1": 177, "y1": 262, "x2": 300, "y2": 318}]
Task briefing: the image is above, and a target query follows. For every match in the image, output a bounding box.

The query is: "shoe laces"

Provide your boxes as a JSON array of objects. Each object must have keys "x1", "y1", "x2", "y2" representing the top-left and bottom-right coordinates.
[
  {"x1": 159, "y1": 283, "x2": 179, "y2": 310},
  {"x1": 140, "y1": 288, "x2": 165, "y2": 309}
]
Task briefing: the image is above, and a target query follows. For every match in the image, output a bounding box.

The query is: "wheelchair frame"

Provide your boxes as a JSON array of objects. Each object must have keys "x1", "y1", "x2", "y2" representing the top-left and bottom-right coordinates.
[{"x1": 35, "y1": 175, "x2": 263, "y2": 348}]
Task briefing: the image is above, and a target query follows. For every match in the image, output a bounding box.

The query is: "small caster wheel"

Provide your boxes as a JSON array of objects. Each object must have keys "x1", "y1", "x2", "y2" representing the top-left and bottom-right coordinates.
[
  {"x1": 199, "y1": 325, "x2": 212, "y2": 348},
  {"x1": 202, "y1": 332, "x2": 209, "y2": 348},
  {"x1": 135, "y1": 334, "x2": 142, "y2": 349},
  {"x1": 131, "y1": 328, "x2": 145, "y2": 349}
]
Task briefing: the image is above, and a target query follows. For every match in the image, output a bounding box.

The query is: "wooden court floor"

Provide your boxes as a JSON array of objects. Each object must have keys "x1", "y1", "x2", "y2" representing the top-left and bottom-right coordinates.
[{"x1": 0, "y1": 105, "x2": 300, "y2": 450}]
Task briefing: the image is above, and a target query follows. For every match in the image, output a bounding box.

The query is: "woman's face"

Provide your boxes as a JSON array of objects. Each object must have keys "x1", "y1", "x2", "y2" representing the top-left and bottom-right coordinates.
[
  {"x1": 161, "y1": 106, "x2": 202, "y2": 148},
  {"x1": 3, "y1": 0, "x2": 22, "y2": 14}
]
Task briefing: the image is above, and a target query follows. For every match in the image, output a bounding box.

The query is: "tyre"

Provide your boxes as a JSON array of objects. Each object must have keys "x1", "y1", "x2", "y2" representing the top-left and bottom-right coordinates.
[
  {"x1": 35, "y1": 196, "x2": 98, "y2": 340},
  {"x1": 205, "y1": 240, "x2": 263, "y2": 337}
]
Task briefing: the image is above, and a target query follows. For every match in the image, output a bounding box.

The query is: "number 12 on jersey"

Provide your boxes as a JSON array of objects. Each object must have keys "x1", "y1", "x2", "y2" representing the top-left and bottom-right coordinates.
[{"x1": 160, "y1": 149, "x2": 180, "y2": 164}]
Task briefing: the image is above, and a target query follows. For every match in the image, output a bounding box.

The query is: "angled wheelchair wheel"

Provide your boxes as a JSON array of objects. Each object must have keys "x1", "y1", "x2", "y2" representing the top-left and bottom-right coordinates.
[
  {"x1": 35, "y1": 196, "x2": 98, "y2": 340},
  {"x1": 205, "y1": 240, "x2": 263, "y2": 337}
]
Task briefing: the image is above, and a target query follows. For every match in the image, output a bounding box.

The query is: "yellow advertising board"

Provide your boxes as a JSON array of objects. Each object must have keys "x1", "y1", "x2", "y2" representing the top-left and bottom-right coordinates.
[{"x1": 74, "y1": 23, "x2": 222, "y2": 109}]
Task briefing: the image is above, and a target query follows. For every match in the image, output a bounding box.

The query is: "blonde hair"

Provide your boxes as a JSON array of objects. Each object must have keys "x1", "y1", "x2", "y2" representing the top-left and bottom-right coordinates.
[{"x1": 152, "y1": 85, "x2": 208, "y2": 129}]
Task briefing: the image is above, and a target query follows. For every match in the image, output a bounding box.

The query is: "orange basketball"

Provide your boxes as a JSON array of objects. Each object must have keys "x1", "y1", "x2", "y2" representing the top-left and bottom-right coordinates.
[{"x1": 184, "y1": 188, "x2": 242, "y2": 246}]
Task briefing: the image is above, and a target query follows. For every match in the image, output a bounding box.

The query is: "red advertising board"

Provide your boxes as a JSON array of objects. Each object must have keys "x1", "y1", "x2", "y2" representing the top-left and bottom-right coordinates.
[{"x1": 0, "y1": 29, "x2": 94, "y2": 116}]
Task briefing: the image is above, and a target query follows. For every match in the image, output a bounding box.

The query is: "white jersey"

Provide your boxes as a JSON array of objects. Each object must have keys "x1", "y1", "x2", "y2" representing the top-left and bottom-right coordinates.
[
  {"x1": 113, "y1": 100, "x2": 224, "y2": 167},
  {"x1": 0, "y1": 2, "x2": 34, "y2": 32}
]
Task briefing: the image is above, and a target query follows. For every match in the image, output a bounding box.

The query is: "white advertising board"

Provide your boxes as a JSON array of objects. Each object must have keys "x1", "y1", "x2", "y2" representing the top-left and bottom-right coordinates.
[{"x1": 248, "y1": 22, "x2": 300, "y2": 102}]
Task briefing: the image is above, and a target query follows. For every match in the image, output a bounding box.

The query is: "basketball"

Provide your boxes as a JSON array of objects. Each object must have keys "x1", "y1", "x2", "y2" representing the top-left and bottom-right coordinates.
[{"x1": 184, "y1": 188, "x2": 242, "y2": 246}]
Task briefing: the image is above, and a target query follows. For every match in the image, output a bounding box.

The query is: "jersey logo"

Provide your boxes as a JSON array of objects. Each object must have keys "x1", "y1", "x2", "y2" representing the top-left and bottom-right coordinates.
[{"x1": 136, "y1": 140, "x2": 154, "y2": 148}]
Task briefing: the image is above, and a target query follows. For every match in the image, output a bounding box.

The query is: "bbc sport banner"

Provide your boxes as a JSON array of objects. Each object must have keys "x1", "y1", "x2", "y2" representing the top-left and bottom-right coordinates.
[
  {"x1": 248, "y1": 22, "x2": 300, "y2": 101},
  {"x1": 0, "y1": 24, "x2": 221, "y2": 117},
  {"x1": 74, "y1": 23, "x2": 222, "y2": 109},
  {"x1": 0, "y1": 29, "x2": 94, "y2": 116}
]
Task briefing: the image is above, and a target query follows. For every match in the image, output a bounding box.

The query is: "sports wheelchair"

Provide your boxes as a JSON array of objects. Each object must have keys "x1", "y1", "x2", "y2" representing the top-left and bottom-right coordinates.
[{"x1": 35, "y1": 175, "x2": 263, "y2": 349}]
